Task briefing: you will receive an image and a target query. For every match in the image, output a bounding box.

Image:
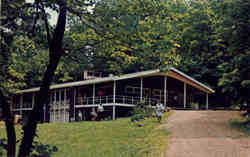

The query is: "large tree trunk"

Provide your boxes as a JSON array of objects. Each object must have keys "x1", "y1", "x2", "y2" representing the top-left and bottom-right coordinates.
[
  {"x1": 0, "y1": 90, "x2": 16, "y2": 157},
  {"x1": 18, "y1": 3, "x2": 67, "y2": 157}
]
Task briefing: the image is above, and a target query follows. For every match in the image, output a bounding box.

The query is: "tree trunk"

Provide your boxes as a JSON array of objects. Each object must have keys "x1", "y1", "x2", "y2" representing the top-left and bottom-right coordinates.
[
  {"x1": 0, "y1": 90, "x2": 16, "y2": 157},
  {"x1": 247, "y1": 101, "x2": 250, "y2": 115},
  {"x1": 17, "y1": 56, "x2": 61, "y2": 157},
  {"x1": 18, "y1": 3, "x2": 67, "y2": 157}
]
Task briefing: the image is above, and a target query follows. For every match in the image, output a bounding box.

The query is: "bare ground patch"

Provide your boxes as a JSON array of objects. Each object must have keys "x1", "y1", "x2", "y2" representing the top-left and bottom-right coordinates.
[{"x1": 165, "y1": 111, "x2": 250, "y2": 157}]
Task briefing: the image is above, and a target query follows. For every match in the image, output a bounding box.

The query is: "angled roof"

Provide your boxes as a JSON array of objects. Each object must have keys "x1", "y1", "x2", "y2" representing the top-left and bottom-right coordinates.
[{"x1": 17, "y1": 68, "x2": 215, "y2": 94}]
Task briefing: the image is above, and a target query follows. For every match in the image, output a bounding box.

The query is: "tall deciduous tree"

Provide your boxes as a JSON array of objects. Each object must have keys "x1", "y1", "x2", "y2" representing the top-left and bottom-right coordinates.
[
  {"x1": 18, "y1": 1, "x2": 67, "y2": 156},
  {"x1": 174, "y1": 0, "x2": 250, "y2": 110},
  {"x1": 1, "y1": 0, "x2": 95, "y2": 156},
  {"x1": 1, "y1": 1, "x2": 27, "y2": 156},
  {"x1": 69, "y1": 0, "x2": 181, "y2": 74}
]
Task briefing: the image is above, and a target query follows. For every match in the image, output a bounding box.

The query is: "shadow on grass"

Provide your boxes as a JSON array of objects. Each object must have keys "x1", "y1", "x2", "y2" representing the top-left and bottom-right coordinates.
[
  {"x1": 0, "y1": 138, "x2": 58, "y2": 157},
  {"x1": 0, "y1": 139, "x2": 6, "y2": 156},
  {"x1": 231, "y1": 116, "x2": 250, "y2": 136}
]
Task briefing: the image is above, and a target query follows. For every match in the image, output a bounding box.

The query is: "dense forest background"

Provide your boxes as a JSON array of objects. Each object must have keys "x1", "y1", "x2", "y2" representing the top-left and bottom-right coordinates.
[
  {"x1": 0, "y1": 0, "x2": 250, "y2": 156},
  {"x1": 2, "y1": 0, "x2": 249, "y2": 106}
]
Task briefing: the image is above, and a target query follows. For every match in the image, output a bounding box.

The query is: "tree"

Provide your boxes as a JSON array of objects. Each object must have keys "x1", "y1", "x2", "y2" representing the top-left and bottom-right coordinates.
[
  {"x1": 17, "y1": 0, "x2": 67, "y2": 155},
  {"x1": 1, "y1": 0, "x2": 182, "y2": 156},
  {"x1": 1, "y1": 1, "x2": 28, "y2": 156},
  {"x1": 69, "y1": 0, "x2": 182, "y2": 75},
  {"x1": 173, "y1": 0, "x2": 250, "y2": 110},
  {"x1": 1, "y1": 0, "x2": 91, "y2": 156},
  {"x1": 215, "y1": 0, "x2": 250, "y2": 113}
]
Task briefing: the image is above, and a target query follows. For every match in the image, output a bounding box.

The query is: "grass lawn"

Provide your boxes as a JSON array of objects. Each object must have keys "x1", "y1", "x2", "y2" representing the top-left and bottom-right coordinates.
[
  {"x1": 231, "y1": 112, "x2": 250, "y2": 137},
  {"x1": 0, "y1": 112, "x2": 171, "y2": 157}
]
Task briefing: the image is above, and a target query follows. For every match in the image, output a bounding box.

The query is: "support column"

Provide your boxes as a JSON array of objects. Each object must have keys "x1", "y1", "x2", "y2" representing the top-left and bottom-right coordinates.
[
  {"x1": 64, "y1": 89, "x2": 67, "y2": 123},
  {"x1": 43, "y1": 106, "x2": 46, "y2": 123},
  {"x1": 59, "y1": 89, "x2": 62, "y2": 122},
  {"x1": 164, "y1": 76, "x2": 167, "y2": 106},
  {"x1": 20, "y1": 94, "x2": 23, "y2": 116},
  {"x1": 43, "y1": 92, "x2": 45, "y2": 122},
  {"x1": 112, "y1": 105, "x2": 116, "y2": 120},
  {"x1": 50, "y1": 92, "x2": 52, "y2": 123},
  {"x1": 32, "y1": 93, "x2": 35, "y2": 108},
  {"x1": 54, "y1": 91, "x2": 56, "y2": 123},
  {"x1": 206, "y1": 93, "x2": 209, "y2": 110},
  {"x1": 184, "y1": 83, "x2": 186, "y2": 109},
  {"x1": 140, "y1": 77, "x2": 143, "y2": 101},
  {"x1": 93, "y1": 84, "x2": 95, "y2": 104},
  {"x1": 113, "y1": 81, "x2": 116, "y2": 103},
  {"x1": 73, "y1": 88, "x2": 76, "y2": 121}
]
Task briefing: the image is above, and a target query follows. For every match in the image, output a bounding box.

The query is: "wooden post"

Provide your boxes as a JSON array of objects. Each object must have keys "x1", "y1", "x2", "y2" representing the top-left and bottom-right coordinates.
[
  {"x1": 112, "y1": 105, "x2": 116, "y2": 120},
  {"x1": 184, "y1": 83, "x2": 186, "y2": 109},
  {"x1": 164, "y1": 76, "x2": 167, "y2": 106},
  {"x1": 113, "y1": 81, "x2": 116, "y2": 103},
  {"x1": 140, "y1": 77, "x2": 143, "y2": 102},
  {"x1": 206, "y1": 93, "x2": 209, "y2": 110}
]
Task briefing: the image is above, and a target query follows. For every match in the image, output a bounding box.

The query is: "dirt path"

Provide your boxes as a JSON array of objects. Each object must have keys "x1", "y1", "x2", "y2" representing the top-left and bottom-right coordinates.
[{"x1": 165, "y1": 111, "x2": 250, "y2": 157}]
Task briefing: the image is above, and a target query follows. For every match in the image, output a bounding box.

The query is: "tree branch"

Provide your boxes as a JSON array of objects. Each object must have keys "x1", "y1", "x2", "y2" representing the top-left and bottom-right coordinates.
[
  {"x1": 66, "y1": 7, "x2": 105, "y2": 36},
  {"x1": 40, "y1": 3, "x2": 51, "y2": 45},
  {"x1": 49, "y1": 1, "x2": 67, "y2": 54},
  {"x1": 30, "y1": 1, "x2": 40, "y2": 37}
]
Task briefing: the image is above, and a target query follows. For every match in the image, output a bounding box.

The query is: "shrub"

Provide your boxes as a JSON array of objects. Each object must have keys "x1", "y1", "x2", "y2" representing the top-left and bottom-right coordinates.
[{"x1": 130, "y1": 101, "x2": 153, "y2": 122}]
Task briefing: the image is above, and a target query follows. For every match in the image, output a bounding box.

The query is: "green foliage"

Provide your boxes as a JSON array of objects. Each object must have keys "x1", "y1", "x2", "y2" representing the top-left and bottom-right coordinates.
[
  {"x1": 69, "y1": 0, "x2": 182, "y2": 74},
  {"x1": 29, "y1": 140, "x2": 58, "y2": 157},
  {"x1": 1, "y1": 0, "x2": 249, "y2": 109},
  {"x1": 174, "y1": 0, "x2": 250, "y2": 106},
  {"x1": 0, "y1": 139, "x2": 7, "y2": 156},
  {"x1": 131, "y1": 101, "x2": 153, "y2": 122},
  {"x1": 231, "y1": 115, "x2": 250, "y2": 136}
]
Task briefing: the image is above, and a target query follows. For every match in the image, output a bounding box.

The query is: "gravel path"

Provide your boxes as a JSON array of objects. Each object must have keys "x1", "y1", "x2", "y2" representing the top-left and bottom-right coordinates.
[{"x1": 165, "y1": 111, "x2": 250, "y2": 157}]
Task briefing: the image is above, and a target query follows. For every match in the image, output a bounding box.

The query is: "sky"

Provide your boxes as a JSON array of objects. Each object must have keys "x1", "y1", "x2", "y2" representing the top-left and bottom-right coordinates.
[
  {"x1": 26, "y1": 0, "x2": 58, "y2": 26},
  {"x1": 25, "y1": 1, "x2": 94, "y2": 26},
  {"x1": 46, "y1": 9, "x2": 58, "y2": 26}
]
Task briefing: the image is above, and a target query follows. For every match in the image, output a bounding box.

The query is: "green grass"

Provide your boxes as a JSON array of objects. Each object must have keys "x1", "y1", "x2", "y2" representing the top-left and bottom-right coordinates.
[
  {"x1": 231, "y1": 113, "x2": 250, "y2": 137},
  {"x1": 0, "y1": 112, "x2": 172, "y2": 157}
]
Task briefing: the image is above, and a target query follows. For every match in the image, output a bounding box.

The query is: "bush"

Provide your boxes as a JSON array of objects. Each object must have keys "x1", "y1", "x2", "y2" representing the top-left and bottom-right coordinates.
[{"x1": 130, "y1": 101, "x2": 153, "y2": 122}]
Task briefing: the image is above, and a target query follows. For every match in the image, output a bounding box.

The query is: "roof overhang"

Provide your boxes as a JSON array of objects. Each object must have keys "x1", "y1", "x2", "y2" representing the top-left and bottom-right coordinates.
[{"x1": 17, "y1": 68, "x2": 215, "y2": 94}]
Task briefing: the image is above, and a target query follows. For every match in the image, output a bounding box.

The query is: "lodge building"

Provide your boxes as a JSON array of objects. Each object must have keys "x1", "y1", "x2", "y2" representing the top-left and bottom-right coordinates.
[{"x1": 11, "y1": 68, "x2": 215, "y2": 123}]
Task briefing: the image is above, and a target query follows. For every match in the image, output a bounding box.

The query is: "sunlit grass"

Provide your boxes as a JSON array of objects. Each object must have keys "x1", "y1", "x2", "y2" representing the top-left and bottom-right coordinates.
[{"x1": 0, "y1": 112, "x2": 172, "y2": 157}]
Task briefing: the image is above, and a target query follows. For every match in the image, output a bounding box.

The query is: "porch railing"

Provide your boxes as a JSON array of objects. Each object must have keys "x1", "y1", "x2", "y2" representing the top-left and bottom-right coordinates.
[
  {"x1": 76, "y1": 95, "x2": 163, "y2": 106},
  {"x1": 12, "y1": 95, "x2": 163, "y2": 110}
]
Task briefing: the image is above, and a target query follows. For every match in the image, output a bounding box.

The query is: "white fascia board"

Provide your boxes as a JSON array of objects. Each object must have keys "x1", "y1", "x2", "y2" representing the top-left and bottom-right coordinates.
[
  {"x1": 114, "y1": 69, "x2": 160, "y2": 81},
  {"x1": 16, "y1": 68, "x2": 214, "y2": 94},
  {"x1": 16, "y1": 87, "x2": 40, "y2": 93},
  {"x1": 170, "y1": 67, "x2": 215, "y2": 93},
  {"x1": 17, "y1": 69, "x2": 160, "y2": 94},
  {"x1": 17, "y1": 77, "x2": 115, "y2": 94}
]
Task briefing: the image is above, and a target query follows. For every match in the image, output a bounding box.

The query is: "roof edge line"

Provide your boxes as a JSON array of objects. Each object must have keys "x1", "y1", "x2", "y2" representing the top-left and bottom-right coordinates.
[{"x1": 170, "y1": 67, "x2": 215, "y2": 93}]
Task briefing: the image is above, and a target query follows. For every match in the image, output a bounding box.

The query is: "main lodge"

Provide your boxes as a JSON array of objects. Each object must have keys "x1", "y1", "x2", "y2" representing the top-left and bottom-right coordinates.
[{"x1": 11, "y1": 68, "x2": 215, "y2": 123}]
